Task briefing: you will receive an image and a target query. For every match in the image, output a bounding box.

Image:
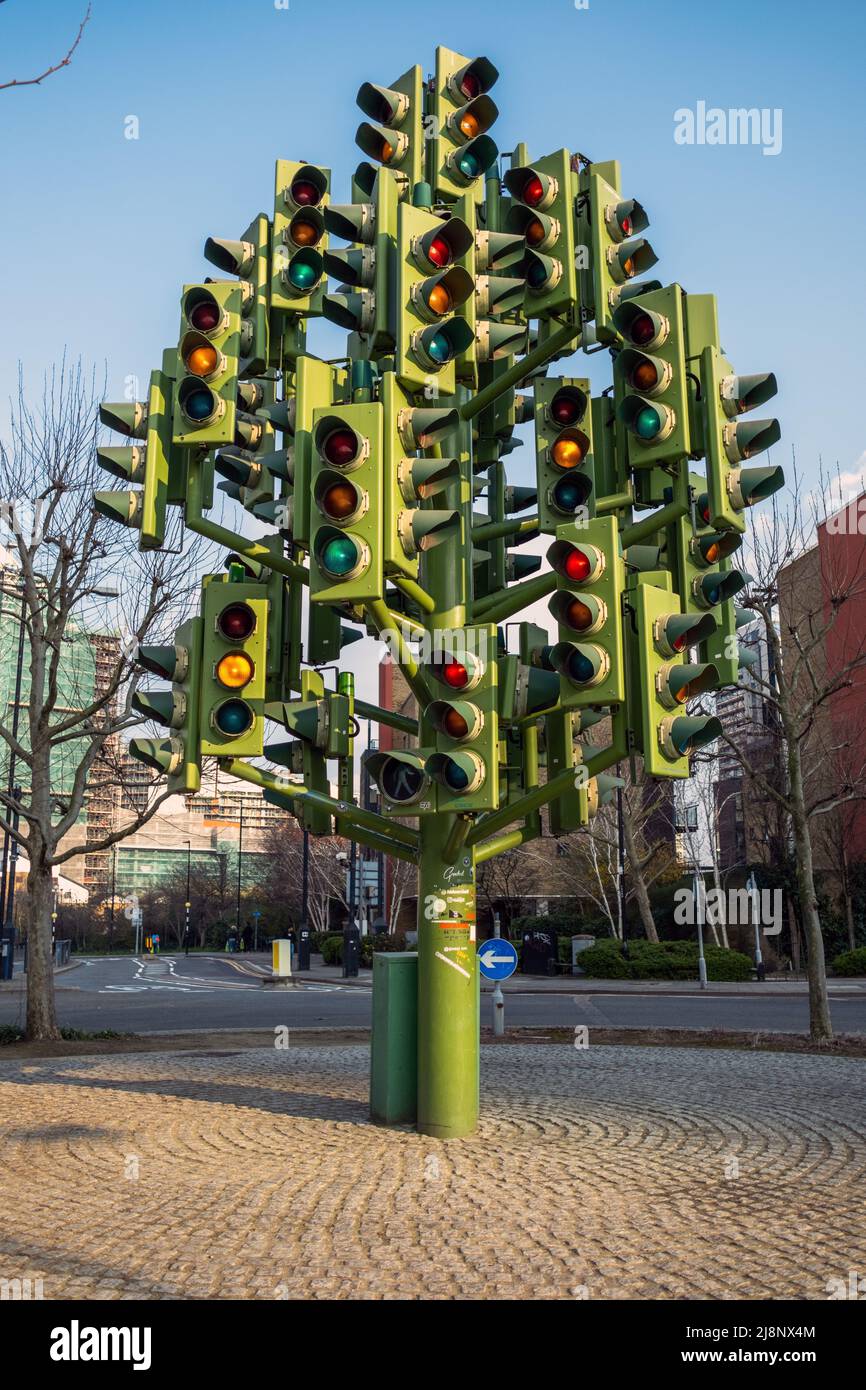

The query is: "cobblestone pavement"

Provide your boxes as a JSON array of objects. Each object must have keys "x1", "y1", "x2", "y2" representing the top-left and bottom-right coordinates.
[{"x1": 0, "y1": 1043, "x2": 863, "y2": 1300}]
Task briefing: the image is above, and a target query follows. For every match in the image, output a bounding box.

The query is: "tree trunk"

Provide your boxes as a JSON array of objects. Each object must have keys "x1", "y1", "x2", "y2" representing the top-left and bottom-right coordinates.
[
  {"x1": 621, "y1": 804, "x2": 658, "y2": 942},
  {"x1": 788, "y1": 745, "x2": 832, "y2": 1040},
  {"x1": 845, "y1": 893, "x2": 856, "y2": 954},
  {"x1": 25, "y1": 847, "x2": 60, "y2": 1040}
]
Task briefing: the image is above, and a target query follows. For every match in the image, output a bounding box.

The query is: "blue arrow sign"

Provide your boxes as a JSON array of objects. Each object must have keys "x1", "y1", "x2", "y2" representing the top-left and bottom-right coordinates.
[{"x1": 477, "y1": 937, "x2": 518, "y2": 981}]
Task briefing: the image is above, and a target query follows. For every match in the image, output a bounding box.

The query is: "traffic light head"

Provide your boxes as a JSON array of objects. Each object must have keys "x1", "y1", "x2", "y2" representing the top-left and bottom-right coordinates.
[
  {"x1": 396, "y1": 203, "x2": 476, "y2": 390},
  {"x1": 432, "y1": 47, "x2": 499, "y2": 199},
  {"x1": 546, "y1": 518, "x2": 625, "y2": 708},
  {"x1": 366, "y1": 749, "x2": 433, "y2": 813},
  {"x1": 586, "y1": 167, "x2": 659, "y2": 340},
  {"x1": 271, "y1": 161, "x2": 330, "y2": 315},
  {"x1": 700, "y1": 346, "x2": 783, "y2": 531},
  {"x1": 422, "y1": 625, "x2": 499, "y2": 812},
  {"x1": 173, "y1": 284, "x2": 242, "y2": 446},
  {"x1": 310, "y1": 403, "x2": 383, "y2": 603},
  {"x1": 200, "y1": 580, "x2": 268, "y2": 756},
  {"x1": 613, "y1": 285, "x2": 691, "y2": 466},
  {"x1": 534, "y1": 377, "x2": 594, "y2": 533},
  {"x1": 130, "y1": 617, "x2": 203, "y2": 793},
  {"x1": 504, "y1": 151, "x2": 578, "y2": 318}
]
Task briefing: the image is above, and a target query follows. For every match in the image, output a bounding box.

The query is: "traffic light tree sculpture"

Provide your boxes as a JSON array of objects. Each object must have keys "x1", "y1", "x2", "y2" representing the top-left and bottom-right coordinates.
[{"x1": 95, "y1": 47, "x2": 782, "y2": 1139}]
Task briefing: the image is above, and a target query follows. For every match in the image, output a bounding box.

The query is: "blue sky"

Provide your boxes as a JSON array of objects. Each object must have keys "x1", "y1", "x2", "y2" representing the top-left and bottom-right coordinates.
[{"x1": 1, "y1": 0, "x2": 864, "y2": 502}]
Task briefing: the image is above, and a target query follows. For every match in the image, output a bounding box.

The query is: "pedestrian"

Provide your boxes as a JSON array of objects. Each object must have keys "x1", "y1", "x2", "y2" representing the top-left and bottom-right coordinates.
[{"x1": 242, "y1": 923, "x2": 253, "y2": 954}]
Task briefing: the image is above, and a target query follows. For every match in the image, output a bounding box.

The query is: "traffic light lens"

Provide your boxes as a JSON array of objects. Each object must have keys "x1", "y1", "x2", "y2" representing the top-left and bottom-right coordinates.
[
  {"x1": 321, "y1": 482, "x2": 358, "y2": 520},
  {"x1": 527, "y1": 259, "x2": 549, "y2": 289},
  {"x1": 216, "y1": 652, "x2": 254, "y2": 689},
  {"x1": 457, "y1": 150, "x2": 482, "y2": 179},
  {"x1": 460, "y1": 112, "x2": 481, "y2": 138},
  {"x1": 552, "y1": 477, "x2": 589, "y2": 512},
  {"x1": 619, "y1": 214, "x2": 632, "y2": 237},
  {"x1": 291, "y1": 178, "x2": 321, "y2": 207},
  {"x1": 566, "y1": 599, "x2": 594, "y2": 631},
  {"x1": 290, "y1": 214, "x2": 321, "y2": 247},
  {"x1": 630, "y1": 312, "x2": 656, "y2": 346},
  {"x1": 426, "y1": 330, "x2": 454, "y2": 364},
  {"x1": 189, "y1": 300, "x2": 221, "y2": 333},
  {"x1": 427, "y1": 235, "x2": 452, "y2": 268},
  {"x1": 523, "y1": 174, "x2": 545, "y2": 206},
  {"x1": 442, "y1": 660, "x2": 469, "y2": 689},
  {"x1": 215, "y1": 699, "x2": 254, "y2": 736},
  {"x1": 635, "y1": 406, "x2": 662, "y2": 439},
  {"x1": 704, "y1": 541, "x2": 721, "y2": 564},
  {"x1": 444, "y1": 760, "x2": 470, "y2": 791},
  {"x1": 567, "y1": 650, "x2": 596, "y2": 684},
  {"x1": 551, "y1": 435, "x2": 586, "y2": 469},
  {"x1": 526, "y1": 217, "x2": 546, "y2": 247},
  {"x1": 287, "y1": 255, "x2": 320, "y2": 291},
  {"x1": 632, "y1": 360, "x2": 659, "y2": 391},
  {"x1": 218, "y1": 603, "x2": 256, "y2": 641},
  {"x1": 381, "y1": 759, "x2": 425, "y2": 802},
  {"x1": 427, "y1": 283, "x2": 452, "y2": 315},
  {"x1": 461, "y1": 72, "x2": 481, "y2": 99},
  {"x1": 186, "y1": 345, "x2": 219, "y2": 378},
  {"x1": 563, "y1": 547, "x2": 592, "y2": 582},
  {"x1": 550, "y1": 393, "x2": 581, "y2": 426},
  {"x1": 442, "y1": 708, "x2": 470, "y2": 739},
  {"x1": 183, "y1": 387, "x2": 216, "y2": 422},
  {"x1": 381, "y1": 139, "x2": 395, "y2": 163},
  {"x1": 322, "y1": 428, "x2": 359, "y2": 468},
  {"x1": 322, "y1": 535, "x2": 360, "y2": 576}
]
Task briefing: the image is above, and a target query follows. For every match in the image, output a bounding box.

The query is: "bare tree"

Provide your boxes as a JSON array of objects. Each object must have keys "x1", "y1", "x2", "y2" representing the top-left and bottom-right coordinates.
[
  {"x1": 386, "y1": 856, "x2": 415, "y2": 933},
  {"x1": 719, "y1": 459, "x2": 866, "y2": 1039},
  {"x1": 0, "y1": 3, "x2": 91, "y2": 91},
  {"x1": 0, "y1": 359, "x2": 208, "y2": 1038}
]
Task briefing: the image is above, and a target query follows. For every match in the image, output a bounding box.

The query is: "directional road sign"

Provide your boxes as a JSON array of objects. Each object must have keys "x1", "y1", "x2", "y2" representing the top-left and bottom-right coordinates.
[{"x1": 477, "y1": 937, "x2": 518, "y2": 981}]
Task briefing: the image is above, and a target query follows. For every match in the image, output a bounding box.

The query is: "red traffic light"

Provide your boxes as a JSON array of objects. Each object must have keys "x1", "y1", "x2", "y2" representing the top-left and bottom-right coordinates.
[
  {"x1": 563, "y1": 546, "x2": 592, "y2": 582},
  {"x1": 548, "y1": 386, "x2": 586, "y2": 428},
  {"x1": 217, "y1": 602, "x2": 256, "y2": 642},
  {"x1": 321, "y1": 428, "x2": 360, "y2": 468},
  {"x1": 629, "y1": 311, "x2": 656, "y2": 346},
  {"x1": 442, "y1": 659, "x2": 469, "y2": 689},
  {"x1": 188, "y1": 299, "x2": 221, "y2": 334},
  {"x1": 426, "y1": 234, "x2": 452, "y2": 268},
  {"x1": 291, "y1": 177, "x2": 322, "y2": 207},
  {"x1": 522, "y1": 174, "x2": 545, "y2": 207}
]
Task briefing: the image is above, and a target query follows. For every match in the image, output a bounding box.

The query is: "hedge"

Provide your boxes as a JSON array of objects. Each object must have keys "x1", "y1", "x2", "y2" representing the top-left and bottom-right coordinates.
[
  {"x1": 320, "y1": 932, "x2": 409, "y2": 967},
  {"x1": 575, "y1": 937, "x2": 753, "y2": 982}
]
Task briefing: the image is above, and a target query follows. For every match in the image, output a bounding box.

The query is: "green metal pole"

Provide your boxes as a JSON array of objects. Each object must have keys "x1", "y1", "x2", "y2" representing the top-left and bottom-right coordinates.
[{"x1": 416, "y1": 812, "x2": 479, "y2": 1138}]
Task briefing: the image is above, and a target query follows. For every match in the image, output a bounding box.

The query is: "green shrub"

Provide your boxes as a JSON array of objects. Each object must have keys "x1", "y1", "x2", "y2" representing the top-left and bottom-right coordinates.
[
  {"x1": 831, "y1": 946, "x2": 866, "y2": 977},
  {"x1": 320, "y1": 934, "x2": 343, "y2": 965},
  {"x1": 575, "y1": 938, "x2": 753, "y2": 982},
  {"x1": 574, "y1": 938, "x2": 631, "y2": 979}
]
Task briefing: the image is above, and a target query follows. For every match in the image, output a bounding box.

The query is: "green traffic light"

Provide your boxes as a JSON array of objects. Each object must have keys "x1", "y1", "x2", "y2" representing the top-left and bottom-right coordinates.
[
  {"x1": 321, "y1": 535, "x2": 360, "y2": 576},
  {"x1": 214, "y1": 699, "x2": 254, "y2": 737},
  {"x1": 635, "y1": 405, "x2": 661, "y2": 439},
  {"x1": 286, "y1": 250, "x2": 322, "y2": 292}
]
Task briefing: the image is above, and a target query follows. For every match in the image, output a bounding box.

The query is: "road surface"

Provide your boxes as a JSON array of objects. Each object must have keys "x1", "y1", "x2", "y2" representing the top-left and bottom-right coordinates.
[{"x1": 2, "y1": 953, "x2": 866, "y2": 1035}]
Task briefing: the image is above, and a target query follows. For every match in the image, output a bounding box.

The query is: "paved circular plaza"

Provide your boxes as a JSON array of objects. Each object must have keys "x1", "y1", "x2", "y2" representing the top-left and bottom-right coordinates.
[{"x1": 0, "y1": 1042, "x2": 863, "y2": 1300}]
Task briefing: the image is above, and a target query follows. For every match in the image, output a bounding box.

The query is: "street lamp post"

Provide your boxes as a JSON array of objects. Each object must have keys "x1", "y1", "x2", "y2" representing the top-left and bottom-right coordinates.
[{"x1": 185, "y1": 839, "x2": 191, "y2": 951}]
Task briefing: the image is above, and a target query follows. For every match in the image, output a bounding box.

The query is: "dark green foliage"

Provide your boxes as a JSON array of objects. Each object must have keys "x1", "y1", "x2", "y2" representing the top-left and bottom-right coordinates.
[
  {"x1": 576, "y1": 937, "x2": 753, "y2": 982},
  {"x1": 831, "y1": 946, "x2": 866, "y2": 977}
]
